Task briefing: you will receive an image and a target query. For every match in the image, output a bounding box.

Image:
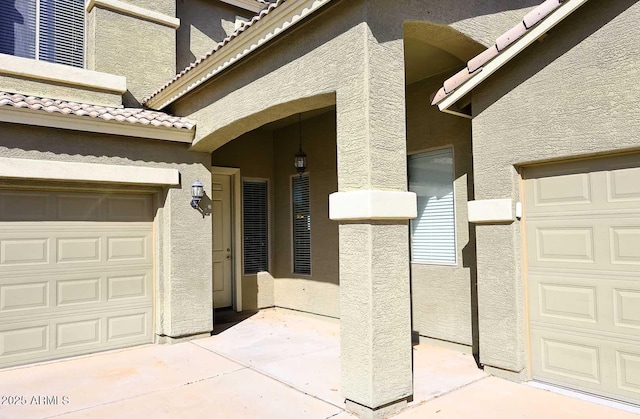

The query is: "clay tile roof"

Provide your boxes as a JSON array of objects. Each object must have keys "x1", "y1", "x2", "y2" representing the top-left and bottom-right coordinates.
[
  {"x1": 0, "y1": 92, "x2": 195, "y2": 130},
  {"x1": 431, "y1": 0, "x2": 567, "y2": 106},
  {"x1": 142, "y1": 0, "x2": 285, "y2": 105}
]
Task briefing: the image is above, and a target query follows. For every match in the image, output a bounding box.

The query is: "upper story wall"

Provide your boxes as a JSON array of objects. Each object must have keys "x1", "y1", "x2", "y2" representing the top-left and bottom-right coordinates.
[
  {"x1": 0, "y1": 0, "x2": 263, "y2": 107},
  {"x1": 177, "y1": 0, "x2": 258, "y2": 71}
]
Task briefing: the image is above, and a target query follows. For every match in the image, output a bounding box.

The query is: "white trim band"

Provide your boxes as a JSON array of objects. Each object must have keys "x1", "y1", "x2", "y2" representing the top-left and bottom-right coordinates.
[
  {"x1": 0, "y1": 157, "x2": 180, "y2": 185},
  {"x1": 467, "y1": 199, "x2": 514, "y2": 223},
  {"x1": 329, "y1": 190, "x2": 417, "y2": 221},
  {"x1": 86, "y1": 0, "x2": 181, "y2": 29},
  {"x1": 0, "y1": 53, "x2": 126, "y2": 94}
]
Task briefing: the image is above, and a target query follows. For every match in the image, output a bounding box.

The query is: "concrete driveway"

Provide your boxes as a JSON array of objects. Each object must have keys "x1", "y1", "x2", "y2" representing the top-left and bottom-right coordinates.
[{"x1": 0, "y1": 308, "x2": 637, "y2": 418}]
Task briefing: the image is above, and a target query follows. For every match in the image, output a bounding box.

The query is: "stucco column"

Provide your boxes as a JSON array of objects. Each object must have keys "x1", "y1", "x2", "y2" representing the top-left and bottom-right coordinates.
[
  {"x1": 156, "y1": 164, "x2": 213, "y2": 342},
  {"x1": 331, "y1": 20, "x2": 414, "y2": 419}
]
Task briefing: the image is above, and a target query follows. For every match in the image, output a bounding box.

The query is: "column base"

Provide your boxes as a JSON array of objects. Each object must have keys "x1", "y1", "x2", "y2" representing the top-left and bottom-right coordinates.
[
  {"x1": 156, "y1": 332, "x2": 211, "y2": 344},
  {"x1": 345, "y1": 397, "x2": 409, "y2": 419}
]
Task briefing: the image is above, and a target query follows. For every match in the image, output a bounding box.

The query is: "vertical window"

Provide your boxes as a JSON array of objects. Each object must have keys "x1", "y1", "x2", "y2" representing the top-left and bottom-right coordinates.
[
  {"x1": 243, "y1": 180, "x2": 268, "y2": 275},
  {"x1": 292, "y1": 174, "x2": 311, "y2": 275},
  {"x1": 409, "y1": 148, "x2": 456, "y2": 264},
  {"x1": 0, "y1": 0, "x2": 84, "y2": 68}
]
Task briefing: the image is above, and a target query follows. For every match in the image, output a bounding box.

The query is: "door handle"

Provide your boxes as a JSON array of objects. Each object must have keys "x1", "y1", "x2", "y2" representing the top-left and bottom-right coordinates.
[{"x1": 226, "y1": 248, "x2": 231, "y2": 260}]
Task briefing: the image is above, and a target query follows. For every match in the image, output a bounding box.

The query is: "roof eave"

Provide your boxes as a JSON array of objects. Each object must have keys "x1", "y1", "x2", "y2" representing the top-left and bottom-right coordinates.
[
  {"x1": 145, "y1": 0, "x2": 334, "y2": 110},
  {"x1": 0, "y1": 106, "x2": 195, "y2": 143},
  {"x1": 436, "y1": 0, "x2": 590, "y2": 117}
]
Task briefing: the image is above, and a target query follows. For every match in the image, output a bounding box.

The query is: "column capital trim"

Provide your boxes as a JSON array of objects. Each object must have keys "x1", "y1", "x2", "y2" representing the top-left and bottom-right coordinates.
[{"x1": 329, "y1": 190, "x2": 417, "y2": 221}]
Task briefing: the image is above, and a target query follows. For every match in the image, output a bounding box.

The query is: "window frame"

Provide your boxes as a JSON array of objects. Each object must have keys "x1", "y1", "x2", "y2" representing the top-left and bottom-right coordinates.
[
  {"x1": 290, "y1": 172, "x2": 312, "y2": 276},
  {"x1": 0, "y1": 0, "x2": 86, "y2": 68},
  {"x1": 407, "y1": 145, "x2": 458, "y2": 266},
  {"x1": 241, "y1": 177, "x2": 270, "y2": 276}
]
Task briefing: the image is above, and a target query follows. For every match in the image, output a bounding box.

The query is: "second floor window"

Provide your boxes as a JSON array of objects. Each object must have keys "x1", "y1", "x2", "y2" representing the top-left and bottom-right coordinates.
[{"x1": 0, "y1": 0, "x2": 84, "y2": 68}]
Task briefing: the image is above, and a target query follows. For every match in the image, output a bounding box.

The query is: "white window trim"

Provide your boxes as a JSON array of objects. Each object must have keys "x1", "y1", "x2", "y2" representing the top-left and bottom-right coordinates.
[
  {"x1": 241, "y1": 177, "x2": 271, "y2": 276},
  {"x1": 408, "y1": 145, "x2": 458, "y2": 267},
  {"x1": 290, "y1": 172, "x2": 312, "y2": 277}
]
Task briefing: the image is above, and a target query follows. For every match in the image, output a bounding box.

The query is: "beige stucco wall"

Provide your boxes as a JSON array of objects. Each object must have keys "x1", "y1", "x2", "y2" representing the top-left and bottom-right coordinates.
[
  {"x1": 87, "y1": 6, "x2": 176, "y2": 105},
  {"x1": 210, "y1": 111, "x2": 339, "y2": 317},
  {"x1": 0, "y1": 123, "x2": 213, "y2": 340},
  {"x1": 471, "y1": 0, "x2": 640, "y2": 374},
  {"x1": 406, "y1": 75, "x2": 475, "y2": 348},
  {"x1": 167, "y1": 0, "x2": 546, "y2": 410},
  {"x1": 211, "y1": 128, "x2": 275, "y2": 310},
  {"x1": 272, "y1": 110, "x2": 339, "y2": 318},
  {"x1": 176, "y1": 0, "x2": 255, "y2": 71}
]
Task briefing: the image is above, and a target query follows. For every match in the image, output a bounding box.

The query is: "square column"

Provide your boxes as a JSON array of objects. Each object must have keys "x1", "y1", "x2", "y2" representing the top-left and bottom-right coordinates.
[{"x1": 332, "y1": 19, "x2": 414, "y2": 418}]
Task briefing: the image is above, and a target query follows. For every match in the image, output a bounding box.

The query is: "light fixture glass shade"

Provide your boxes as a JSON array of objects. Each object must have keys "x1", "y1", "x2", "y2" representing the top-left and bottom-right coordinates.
[
  {"x1": 294, "y1": 149, "x2": 307, "y2": 175},
  {"x1": 191, "y1": 179, "x2": 204, "y2": 208}
]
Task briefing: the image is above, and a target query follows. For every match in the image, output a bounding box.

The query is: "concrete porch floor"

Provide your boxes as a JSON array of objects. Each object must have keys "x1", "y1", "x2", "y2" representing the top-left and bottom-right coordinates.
[{"x1": 0, "y1": 308, "x2": 637, "y2": 419}]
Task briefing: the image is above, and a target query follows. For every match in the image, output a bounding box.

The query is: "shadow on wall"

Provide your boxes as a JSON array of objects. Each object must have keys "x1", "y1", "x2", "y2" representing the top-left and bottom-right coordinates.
[
  {"x1": 472, "y1": 0, "x2": 639, "y2": 117},
  {"x1": 176, "y1": 0, "x2": 253, "y2": 71}
]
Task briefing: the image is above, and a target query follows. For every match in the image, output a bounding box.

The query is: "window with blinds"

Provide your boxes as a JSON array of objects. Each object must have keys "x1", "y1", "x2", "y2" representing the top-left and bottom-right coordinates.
[
  {"x1": 0, "y1": 0, "x2": 84, "y2": 68},
  {"x1": 292, "y1": 174, "x2": 311, "y2": 275},
  {"x1": 409, "y1": 148, "x2": 456, "y2": 264},
  {"x1": 243, "y1": 180, "x2": 268, "y2": 275}
]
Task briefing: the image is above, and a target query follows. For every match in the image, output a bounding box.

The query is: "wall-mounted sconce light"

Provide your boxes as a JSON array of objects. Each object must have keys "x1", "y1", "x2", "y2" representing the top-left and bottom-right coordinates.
[
  {"x1": 294, "y1": 113, "x2": 307, "y2": 176},
  {"x1": 191, "y1": 179, "x2": 204, "y2": 208}
]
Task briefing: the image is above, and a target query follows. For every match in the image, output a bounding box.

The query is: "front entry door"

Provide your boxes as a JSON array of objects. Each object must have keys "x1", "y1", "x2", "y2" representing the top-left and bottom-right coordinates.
[{"x1": 212, "y1": 174, "x2": 233, "y2": 308}]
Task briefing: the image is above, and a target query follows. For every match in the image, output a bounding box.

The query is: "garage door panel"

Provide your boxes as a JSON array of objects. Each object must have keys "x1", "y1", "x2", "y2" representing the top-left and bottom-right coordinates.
[
  {"x1": 610, "y1": 226, "x2": 640, "y2": 265},
  {"x1": 526, "y1": 154, "x2": 640, "y2": 405},
  {"x1": 531, "y1": 328, "x2": 640, "y2": 404},
  {"x1": 613, "y1": 288, "x2": 640, "y2": 330},
  {"x1": 528, "y1": 219, "x2": 640, "y2": 272},
  {"x1": 607, "y1": 165, "x2": 640, "y2": 203},
  {"x1": 0, "y1": 307, "x2": 152, "y2": 368},
  {"x1": 0, "y1": 192, "x2": 51, "y2": 220},
  {"x1": 530, "y1": 272, "x2": 639, "y2": 335},
  {"x1": 0, "y1": 189, "x2": 153, "y2": 369}
]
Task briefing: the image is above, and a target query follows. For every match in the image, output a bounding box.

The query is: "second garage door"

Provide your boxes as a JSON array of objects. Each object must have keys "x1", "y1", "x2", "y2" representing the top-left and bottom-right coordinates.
[
  {"x1": 524, "y1": 153, "x2": 640, "y2": 405},
  {"x1": 0, "y1": 188, "x2": 154, "y2": 369}
]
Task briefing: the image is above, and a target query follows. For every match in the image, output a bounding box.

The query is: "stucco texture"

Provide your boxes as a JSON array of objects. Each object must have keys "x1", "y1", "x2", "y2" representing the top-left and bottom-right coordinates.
[
  {"x1": 168, "y1": 0, "x2": 549, "y2": 410},
  {"x1": 406, "y1": 75, "x2": 476, "y2": 348},
  {"x1": 211, "y1": 110, "x2": 339, "y2": 318},
  {"x1": 471, "y1": 0, "x2": 640, "y2": 373},
  {"x1": 176, "y1": 0, "x2": 255, "y2": 71},
  {"x1": 87, "y1": 7, "x2": 176, "y2": 105},
  {"x1": 0, "y1": 123, "x2": 213, "y2": 339}
]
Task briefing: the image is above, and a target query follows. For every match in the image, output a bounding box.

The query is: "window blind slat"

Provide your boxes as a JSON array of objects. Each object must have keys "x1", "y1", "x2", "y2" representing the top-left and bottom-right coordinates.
[
  {"x1": 409, "y1": 148, "x2": 456, "y2": 264},
  {"x1": 243, "y1": 180, "x2": 268, "y2": 275},
  {"x1": 292, "y1": 175, "x2": 311, "y2": 275},
  {"x1": 0, "y1": 0, "x2": 83, "y2": 67}
]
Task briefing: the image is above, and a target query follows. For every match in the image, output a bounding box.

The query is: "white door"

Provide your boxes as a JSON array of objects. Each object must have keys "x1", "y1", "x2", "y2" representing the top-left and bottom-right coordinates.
[
  {"x1": 0, "y1": 189, "x2": 153, "y2": 369},
  {"x1": 525, "y1": 154, "x2": 640, "y2": 405},
  {"x1": 212, "y1": 174, "x2": 233, "y2": 308}
]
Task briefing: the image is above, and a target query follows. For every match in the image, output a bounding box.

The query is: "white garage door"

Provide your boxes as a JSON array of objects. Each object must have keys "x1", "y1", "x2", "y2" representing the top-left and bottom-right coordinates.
[
  {"x1": 0, "y1": 189, "x2": 154, "y2": 368},
  {"x1": 525, "y1": 153, "x2": 640, "y2": 405}
]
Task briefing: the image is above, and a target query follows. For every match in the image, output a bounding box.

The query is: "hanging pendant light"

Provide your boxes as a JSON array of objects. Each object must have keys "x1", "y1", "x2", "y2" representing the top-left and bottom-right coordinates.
[{"x1": 294, "y1": 113, "x2": 307, "y2": 176}]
